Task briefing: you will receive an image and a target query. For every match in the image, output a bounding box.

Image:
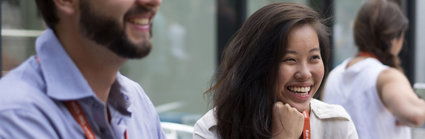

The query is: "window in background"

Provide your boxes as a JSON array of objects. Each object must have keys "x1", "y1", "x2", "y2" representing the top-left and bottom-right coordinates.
[
  {"x1": 332, "y1": 0, "x2": 366, "y2": 66},
  {"x1": 1, "y1": 0, "x2": 44, "y2": 75},
  {"x1": 120, "y1": 0, "x2": 216, "y2": 125}
]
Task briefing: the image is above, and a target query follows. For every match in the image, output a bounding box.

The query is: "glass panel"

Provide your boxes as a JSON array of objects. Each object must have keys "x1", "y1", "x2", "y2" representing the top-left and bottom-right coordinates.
[
  {"x1": 1, "y1": 0, "x2": 44, "y2": 75},
  {"x1": 120, "y1": 0, "x2": 216, "y2": 125},
  {"x1": 332, "y1": 0, "x2": 367, "y2": 66}
]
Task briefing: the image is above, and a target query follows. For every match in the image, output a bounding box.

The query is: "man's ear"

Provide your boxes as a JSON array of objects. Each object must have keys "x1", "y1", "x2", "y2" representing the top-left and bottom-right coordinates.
[{"x1": 53, "y1": 0, "x2": 79, "y2": 15}]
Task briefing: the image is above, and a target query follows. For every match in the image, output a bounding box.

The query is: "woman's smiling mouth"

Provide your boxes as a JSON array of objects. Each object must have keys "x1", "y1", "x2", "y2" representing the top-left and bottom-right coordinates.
[{"x1": 286, "y1": 85, "x2": 312, "y2": 100}]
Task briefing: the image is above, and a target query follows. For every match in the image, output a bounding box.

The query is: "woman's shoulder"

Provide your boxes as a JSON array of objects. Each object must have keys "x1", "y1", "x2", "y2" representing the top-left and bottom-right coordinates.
[
  {"x1": 310, "y1": 99, "x2": 351, "y2": 120},
  {"x1": 310, "y1": 99, "x2": 359, "y2": 139},
  {"x1": 378, "y1": 67, "x2": 406, "y2": 84},
  {"x1": 193, "y1": 109, "x2": 218, "y2": 139},
  {"x1": 376, "y1": 67, "x2": 409, "y2": 94}
]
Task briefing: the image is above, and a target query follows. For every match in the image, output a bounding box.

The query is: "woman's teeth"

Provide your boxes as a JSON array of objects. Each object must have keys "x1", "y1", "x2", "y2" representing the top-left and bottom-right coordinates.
[{"x1": 288, "y1": 86, "x2": 310, "y2": 93}]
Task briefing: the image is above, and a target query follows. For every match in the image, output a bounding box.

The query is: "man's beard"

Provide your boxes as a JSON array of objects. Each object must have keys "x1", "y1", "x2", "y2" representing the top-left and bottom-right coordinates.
[{"x1": 79, "y1": 1, "x2": 152, "y2": 59}]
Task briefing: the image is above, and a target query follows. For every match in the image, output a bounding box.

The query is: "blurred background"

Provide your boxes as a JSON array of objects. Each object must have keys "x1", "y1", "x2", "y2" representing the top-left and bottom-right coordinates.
[{"x1": 1, "y1": 0, "x2": 424, "y2": 138}]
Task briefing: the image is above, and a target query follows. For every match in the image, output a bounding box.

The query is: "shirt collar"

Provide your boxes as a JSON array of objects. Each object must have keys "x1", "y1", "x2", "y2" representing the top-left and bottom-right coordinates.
[
  {"x1": 108, "y1": 74, "x2": 131, "y2": 116},
  {"x1": 310, "y1": 99, "x2": 350, "y2": 120},
  {"x1": 36, "y1": 29, "x2": 131, "y2": 115},
  {"x1": 36, "y1": 29, "x2": 94, "y2": 100}
]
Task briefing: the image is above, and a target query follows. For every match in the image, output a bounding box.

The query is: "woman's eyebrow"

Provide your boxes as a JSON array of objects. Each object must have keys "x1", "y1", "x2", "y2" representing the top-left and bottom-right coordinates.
[{"x1": 310, "y1": 47, "x2": 321, "y2": 53}]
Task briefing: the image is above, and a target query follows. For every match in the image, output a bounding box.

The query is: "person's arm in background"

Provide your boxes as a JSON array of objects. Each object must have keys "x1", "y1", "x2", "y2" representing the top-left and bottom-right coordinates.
[{"x1": 378, "y1": 68, "x2": 425, "y2": 127}]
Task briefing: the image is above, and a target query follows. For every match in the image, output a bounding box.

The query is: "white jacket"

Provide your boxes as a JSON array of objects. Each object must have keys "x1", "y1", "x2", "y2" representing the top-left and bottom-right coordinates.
[{"x1": 193, "y1": 99, "x2": 358, "y2": 139}]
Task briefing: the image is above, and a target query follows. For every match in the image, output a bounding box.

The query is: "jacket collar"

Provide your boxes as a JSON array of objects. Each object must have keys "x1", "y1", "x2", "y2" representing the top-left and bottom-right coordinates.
[{"x1": 310, "y1": 99, "x2": 350, "y2": 120}]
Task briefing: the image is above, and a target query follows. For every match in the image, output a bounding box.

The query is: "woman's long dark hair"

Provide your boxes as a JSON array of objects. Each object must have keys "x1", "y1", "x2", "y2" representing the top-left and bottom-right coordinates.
[
  {"x1": 354, "y1": 0, "x2": 408, "y2": 70},
  {"x1": 206, "y1": 2, "x2": 330, "y2": 138}
]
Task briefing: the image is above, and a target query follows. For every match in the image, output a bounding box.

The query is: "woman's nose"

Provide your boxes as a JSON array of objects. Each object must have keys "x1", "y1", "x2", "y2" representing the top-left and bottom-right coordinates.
[{"x1": 294, "y1": 64, "x2": 311, "y2": 81}]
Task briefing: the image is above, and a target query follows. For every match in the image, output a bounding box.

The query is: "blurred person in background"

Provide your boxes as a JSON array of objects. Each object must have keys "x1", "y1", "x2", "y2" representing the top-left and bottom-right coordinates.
[
  {"x1": 193, "y1": 2, "x2": 358, "y2": 139},
  {"x1": 0, "y1": 0, "x2": 165, "y2": 138},
  {"x1": 323, "y1": 0, "x2": 425, "y2": 138}
]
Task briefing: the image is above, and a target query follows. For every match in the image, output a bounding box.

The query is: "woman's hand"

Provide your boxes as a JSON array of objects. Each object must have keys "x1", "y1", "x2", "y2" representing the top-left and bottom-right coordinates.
[{"x1": 272, "y1": 101, "x2": 304, "y2": 139}]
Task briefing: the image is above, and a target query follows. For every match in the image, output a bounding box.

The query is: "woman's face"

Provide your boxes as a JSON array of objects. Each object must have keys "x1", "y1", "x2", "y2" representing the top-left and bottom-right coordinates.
[{"x1": 277, "y1": 24, "x2": 324, "y2": 112}]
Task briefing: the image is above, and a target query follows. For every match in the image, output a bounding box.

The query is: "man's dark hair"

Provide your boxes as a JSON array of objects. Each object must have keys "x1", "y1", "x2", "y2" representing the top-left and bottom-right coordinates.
[{"x1": 35, "y1": 0, "x2": 58, "y2": 29}]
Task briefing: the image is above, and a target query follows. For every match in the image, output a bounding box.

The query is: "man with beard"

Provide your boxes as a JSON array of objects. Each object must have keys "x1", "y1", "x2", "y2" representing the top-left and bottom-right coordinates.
[{"x1": 0, "y1": 0, "x2": 165, "y2": 138}]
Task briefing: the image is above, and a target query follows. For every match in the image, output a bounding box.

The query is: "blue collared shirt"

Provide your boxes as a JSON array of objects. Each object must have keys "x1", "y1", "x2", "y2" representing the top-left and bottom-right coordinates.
[{"x1": 0, "y1": 29, "x2": 166, "y2": 139}]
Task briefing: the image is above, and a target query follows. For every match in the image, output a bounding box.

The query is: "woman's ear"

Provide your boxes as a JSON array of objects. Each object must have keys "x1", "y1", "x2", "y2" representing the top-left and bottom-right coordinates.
[{"x1": 53, "y1": 0, "x2": 79, "y2": 15}]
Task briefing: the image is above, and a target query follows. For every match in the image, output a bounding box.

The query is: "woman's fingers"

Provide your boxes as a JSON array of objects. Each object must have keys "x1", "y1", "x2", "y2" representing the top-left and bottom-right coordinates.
[{"x1": 272, "y1": 102, "x2": 304, "y2": 139}]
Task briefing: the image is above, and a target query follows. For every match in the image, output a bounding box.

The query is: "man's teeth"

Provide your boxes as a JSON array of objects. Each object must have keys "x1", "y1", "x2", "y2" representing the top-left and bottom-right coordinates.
[
  {"x1": 288, "y1": 86, "x2": 310, "y2": 93},
  {"x1": 131, "y1": 18, "x2": 149, "y2": 25}
]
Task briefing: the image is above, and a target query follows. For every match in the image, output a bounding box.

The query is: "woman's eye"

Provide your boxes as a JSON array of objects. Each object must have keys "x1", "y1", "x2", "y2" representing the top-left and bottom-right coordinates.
[
  {"x1": 312, "y1": 55, "x2": 321, "y2": 60},
  {"x1": 283, "y1": 58, "x2": 296, "y2": 62},
  {"x1": 310, "y1": 55, "x2": 322, "y2": 63}
]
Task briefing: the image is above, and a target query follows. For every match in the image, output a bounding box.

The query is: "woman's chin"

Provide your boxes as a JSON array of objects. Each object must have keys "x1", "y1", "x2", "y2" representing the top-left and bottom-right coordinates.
[{"x1": 289, "y1": 103, "x2": 309, "y2": 112}]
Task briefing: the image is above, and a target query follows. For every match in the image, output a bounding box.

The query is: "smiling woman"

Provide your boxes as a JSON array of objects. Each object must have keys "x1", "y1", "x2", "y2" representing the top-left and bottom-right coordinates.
[
  {"x1": 193, "y1": 2, "x2": 358, "y2": 139},
  {"x1": 277, "y1": 24, "x2": 324, "y2": 113}
]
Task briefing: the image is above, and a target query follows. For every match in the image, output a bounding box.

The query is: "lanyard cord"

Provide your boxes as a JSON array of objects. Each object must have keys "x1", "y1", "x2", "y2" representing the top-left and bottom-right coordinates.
[
  {"x1": 64, "y1": 101, "x2": 96, "y2": 139},
  {"x1": 302, "y1": 110, "x2": 311, "y2": 139},
  {"x1": 358, "y1": 51, "x2": 379, "y2": 60},
  {"x1": 64, "y1": 101, "x2": 129, "y2": 139}
]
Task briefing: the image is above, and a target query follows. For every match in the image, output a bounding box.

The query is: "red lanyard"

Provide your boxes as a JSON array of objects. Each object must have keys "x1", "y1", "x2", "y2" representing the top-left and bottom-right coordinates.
[
  {"x1": 64, "y1": 101, "x2": 96, "y2": 139},
  {"x1": 64, "y1": 101, "x2": 128, "y2": 139},
  {"x1": 358, "y1": 51, "x2": 378, "y2": 60},
  {"x1": 302, "y1": 110, "x2": 311, "y2": 139}
]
